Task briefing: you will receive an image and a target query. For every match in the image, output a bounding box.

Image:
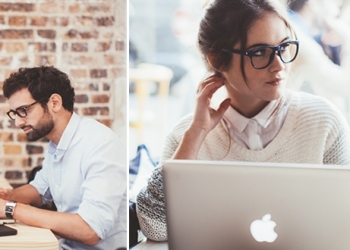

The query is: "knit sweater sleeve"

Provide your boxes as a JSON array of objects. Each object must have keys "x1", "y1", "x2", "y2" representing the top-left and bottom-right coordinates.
[
  {"x1": 136, "y1": 115, "x2": 193, "y2": 241},
  {"x1": 322, "y1": 104, "x2": 350, "y2": 165}
]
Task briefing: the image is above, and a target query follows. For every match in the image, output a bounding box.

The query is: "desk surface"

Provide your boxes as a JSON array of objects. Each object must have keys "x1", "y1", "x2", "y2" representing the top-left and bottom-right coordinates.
[
  {"x1": 132, "y1": 239, "x2": 169, "y2": 250},
  {"x1": 0, "y1": 176, "x2": 59, "y2": 250}
]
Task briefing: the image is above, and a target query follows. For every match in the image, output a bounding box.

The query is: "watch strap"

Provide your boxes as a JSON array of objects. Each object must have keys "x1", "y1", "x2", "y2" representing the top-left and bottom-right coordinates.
[{"x1": 5, "y1": 200, "x2": 17, "y2": 219}]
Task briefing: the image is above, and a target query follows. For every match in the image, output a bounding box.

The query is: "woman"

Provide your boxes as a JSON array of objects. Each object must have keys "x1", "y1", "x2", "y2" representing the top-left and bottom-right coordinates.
[{"x1": 136, "y1": 0, "x2": 350, "y2": 241}]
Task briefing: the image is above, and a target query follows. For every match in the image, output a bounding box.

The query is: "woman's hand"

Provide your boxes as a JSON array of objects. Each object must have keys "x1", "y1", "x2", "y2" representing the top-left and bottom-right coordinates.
[
  {"x1": 191, "y1": 74, "x2": 231, "y2": 134},
  {"x1": 172, "y1": 75, "x2": 231, "y2": 160}
]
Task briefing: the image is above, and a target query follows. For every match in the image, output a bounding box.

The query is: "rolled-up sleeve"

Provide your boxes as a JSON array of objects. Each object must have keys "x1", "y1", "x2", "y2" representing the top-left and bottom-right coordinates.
[{"x1": 77, "y1": 138, "x2": 127, "y2": 239}]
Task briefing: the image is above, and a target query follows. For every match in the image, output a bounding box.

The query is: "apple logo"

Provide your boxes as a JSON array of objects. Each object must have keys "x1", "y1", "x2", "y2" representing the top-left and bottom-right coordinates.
[{"x1": 250, "y1": 214, "x2": 278, "y2": 243}]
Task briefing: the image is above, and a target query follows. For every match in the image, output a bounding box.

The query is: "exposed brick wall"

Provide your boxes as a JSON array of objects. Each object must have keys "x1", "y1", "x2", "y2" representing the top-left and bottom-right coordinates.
[{"x1": 0, "y1": 0, "x2": 127, "y2": 186}]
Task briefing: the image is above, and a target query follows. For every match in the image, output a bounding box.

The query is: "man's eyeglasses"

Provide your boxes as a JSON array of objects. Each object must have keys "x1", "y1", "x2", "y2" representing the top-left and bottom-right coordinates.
[
  {"x1": 222, "y1": 40, "x2": 299, "y2": 69},
  {"x1": 7, "y1": 98, "x2": 47, "y2": 120}
]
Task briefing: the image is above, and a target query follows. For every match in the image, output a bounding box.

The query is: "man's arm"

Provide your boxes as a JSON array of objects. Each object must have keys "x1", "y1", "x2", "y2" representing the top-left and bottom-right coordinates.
[
  {"x1": 1, "y1": 184, "x2": 100, "y2": 246},
  {"x1": 0, "y1": 198, "x2": 100, "y2": 246},
  {"x1": 4, "y1": 184, "x2": 44, "y2": 207}
]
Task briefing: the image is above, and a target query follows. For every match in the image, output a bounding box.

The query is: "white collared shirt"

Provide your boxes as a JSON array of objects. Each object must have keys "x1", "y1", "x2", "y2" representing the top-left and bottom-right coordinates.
[
  {"x1": 223, "y1": 96, "x2": 290, "y2": 150},
  {"x1": 31, "y1": 112, "x2": 127, "y2": 250}
]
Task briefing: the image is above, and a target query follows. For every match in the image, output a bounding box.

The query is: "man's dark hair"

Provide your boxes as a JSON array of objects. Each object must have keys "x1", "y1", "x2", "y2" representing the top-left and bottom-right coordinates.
[{"x1": 3, "y1": 66, "x2": 75, "y2": 112}]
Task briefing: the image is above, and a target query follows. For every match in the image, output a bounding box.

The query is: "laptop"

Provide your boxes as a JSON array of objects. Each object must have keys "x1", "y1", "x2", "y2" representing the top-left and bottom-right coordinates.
[{"x1": 163, "y1": 160, "x2": 350, "y2": 250}]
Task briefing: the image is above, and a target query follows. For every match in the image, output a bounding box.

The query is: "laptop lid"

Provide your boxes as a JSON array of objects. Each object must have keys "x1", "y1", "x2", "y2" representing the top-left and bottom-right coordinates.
[{"x1": 163, "y1": 160, "x2": 350, "y2": 250}]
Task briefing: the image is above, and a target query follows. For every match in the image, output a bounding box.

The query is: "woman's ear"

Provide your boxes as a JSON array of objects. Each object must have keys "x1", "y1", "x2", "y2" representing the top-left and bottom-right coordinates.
[
  {"x1": 206, "y1": 54, "x2": 222, "y2": 74},
  {"x1": 48, "y1": 94, "x2": 63, "y2": 112}
]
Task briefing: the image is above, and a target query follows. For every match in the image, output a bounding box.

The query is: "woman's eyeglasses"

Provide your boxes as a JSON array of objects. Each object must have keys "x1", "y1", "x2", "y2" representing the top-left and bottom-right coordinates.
[
  {"x1": 7, "y1": 98, "x2": 47, "y2": 120},
  {"x1": 222, "y1": 40, "x2": 299, "y2": 69}
]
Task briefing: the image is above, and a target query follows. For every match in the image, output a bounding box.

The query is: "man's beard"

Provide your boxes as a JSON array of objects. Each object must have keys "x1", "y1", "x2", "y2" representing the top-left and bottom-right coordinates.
[{"x1": 22, "y1": 112, "x2": 54, "y2": 141}]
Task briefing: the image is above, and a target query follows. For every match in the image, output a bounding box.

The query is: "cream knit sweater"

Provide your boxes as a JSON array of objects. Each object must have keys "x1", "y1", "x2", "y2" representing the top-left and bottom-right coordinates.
[{"x1": 136, "y1": 90, "x2": 350, "y2": 241}]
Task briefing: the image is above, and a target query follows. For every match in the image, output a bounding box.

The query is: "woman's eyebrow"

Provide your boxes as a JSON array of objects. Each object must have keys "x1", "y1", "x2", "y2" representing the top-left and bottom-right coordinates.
[{"x1": 246, "y1": 36, "x2": 291, "y2": 50}]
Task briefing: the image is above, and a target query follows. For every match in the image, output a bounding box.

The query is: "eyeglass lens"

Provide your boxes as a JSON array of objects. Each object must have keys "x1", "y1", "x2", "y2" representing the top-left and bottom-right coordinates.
[
  {"x1": 251, "y1": 42, "x2": 298, "y2": 69},
  {"x1": 8, "y1": 108, "x2": 27, "y2": 120}
]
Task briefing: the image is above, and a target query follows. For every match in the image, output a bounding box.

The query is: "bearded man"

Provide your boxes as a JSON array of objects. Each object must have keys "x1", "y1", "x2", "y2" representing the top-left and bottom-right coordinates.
[{"x1": 0, "y1": 66, "x2": 127, "y2": 250}]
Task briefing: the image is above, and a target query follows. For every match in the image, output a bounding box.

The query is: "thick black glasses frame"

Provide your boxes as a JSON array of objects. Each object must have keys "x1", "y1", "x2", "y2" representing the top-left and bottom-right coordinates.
[
  {"x1": 222, "y1": 40, "x2": 299, "y2": 69},
  {"x1": 7, "y1": 97, "x2": 47, "y2": 120}
]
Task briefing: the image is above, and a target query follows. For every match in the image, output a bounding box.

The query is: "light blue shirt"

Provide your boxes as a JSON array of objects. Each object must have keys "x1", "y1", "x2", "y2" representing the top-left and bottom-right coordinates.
[{"x1": 30, "y1": 112, "x2": 127, "y2": 250}]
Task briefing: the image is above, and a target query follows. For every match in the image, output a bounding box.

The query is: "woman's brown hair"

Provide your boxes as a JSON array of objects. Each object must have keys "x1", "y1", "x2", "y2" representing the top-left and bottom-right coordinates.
[{"x1": 198, "y1": 0, "x2": 296, "y2": 81}]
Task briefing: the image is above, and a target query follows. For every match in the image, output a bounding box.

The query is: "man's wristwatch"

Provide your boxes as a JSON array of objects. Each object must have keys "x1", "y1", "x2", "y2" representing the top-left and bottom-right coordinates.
[{"x1": 5, "y1": 200, "x2": 17, "y2": 219}]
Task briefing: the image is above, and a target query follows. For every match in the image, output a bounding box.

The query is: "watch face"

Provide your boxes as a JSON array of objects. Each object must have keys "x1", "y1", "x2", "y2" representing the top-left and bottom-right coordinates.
[{"x1": 5, "y1": 201, "x2": 16, "y2": 219}]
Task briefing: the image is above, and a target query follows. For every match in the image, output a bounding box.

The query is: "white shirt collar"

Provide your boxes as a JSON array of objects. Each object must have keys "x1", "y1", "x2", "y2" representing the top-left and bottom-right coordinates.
[{"x1": 224, "y1": 98, "x2": 283, "y2": 133}]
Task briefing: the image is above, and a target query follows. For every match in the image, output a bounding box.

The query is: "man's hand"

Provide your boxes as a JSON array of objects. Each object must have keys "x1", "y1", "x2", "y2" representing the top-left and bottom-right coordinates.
[
  {"x1": 0, "y1": 198, "x2": 7, "y2": 218},
  {"x1": 0, "y1": 188, "x2": 12, "y2": 200}
]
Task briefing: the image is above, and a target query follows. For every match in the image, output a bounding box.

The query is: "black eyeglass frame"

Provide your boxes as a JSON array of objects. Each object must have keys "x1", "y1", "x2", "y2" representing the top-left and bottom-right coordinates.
[
  {"x1": 7, "y1": 97, "x2": 48, "y2": 120},
  {"x1": 222, "y1": 40, "x2": 299, "y2": 69}
]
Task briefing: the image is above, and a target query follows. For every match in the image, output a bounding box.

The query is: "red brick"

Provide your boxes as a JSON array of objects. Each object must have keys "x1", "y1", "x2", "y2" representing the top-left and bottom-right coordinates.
[
  {"x1": 48, "y1": 17, "x2": 69, "y2": 27},
  {"x1": 0, "y1": 16, "x2": 4, "y2": 24},
  {"x1": 89, "y1": 83, "x2": 99, "y2": 91},
  {"x1": 69, "y1": 4, "x2": 80, "y2": 13},
  {"x1": 17, "y1": 133, "x2": 27, "y2": 142},
  {"x1": 22, "y1": 158, "x2": 32, "y2": 167},
  {"x1": 90, "y1": 69, "x2": 107, "y2": 78},
  {"x1": 40, "y1": 2, "x2": 65, "y2": 13},
  {"x1": 26, "y1": 145, "x2": 44, "y2": 154},
  {"x1": 95, "y1": 16, "x2": 114, "y2": 26},
  {"x1": 102, "y1": 32, "x2": 114, "y2": 39},
  {"x1": 92, "y1": 94, "x2": 109, "y2": 103},
  {"x1": 0, "y1": 57, "x2": 12, "y2": 66},
  {"x1": 75, "y1": 16, "x2": 94, "y2": 26},
  {"x1": 115, "y1": 40, "x2": 124, "y2": 50},
  {"x1": 19, "y1": 55, "x2": 30, "y2": 65},
  {"x1": 103, "y1": 83, "x2": 110, "y2": 91},
  {"x1": 37, "y1": 29, "x2": 56, "y2": 39},
  {"x1": 75, "y1": 94, "x2": 89, "y2": 103},
  {"x1": 5, "y1": 42, "x2": 25, "y2": 53},
  {"x1": 104, "y1": 54, "x2": 117, "y2": 65},
  {"x1": 0, "y1": 132, "x2": 13, "y2": 142},
  {"x1": 0, "y1": 29, "x2": 33, "y2": 39},
  {"x1": 30, "y1": 16, "x2": 47, "y2": 26},
  {"x1": 0, "y1": 158, "x2": 12, "y2": 167},
  {"x1": 29, "y1": 42, "x2": 56, "y2": 52},
  {"x1": 95, "y1": 42, "x2": 111, "y2": 52},
  {"x1": 35, "y1": 55, "x2": 56, "y2": 66},
  {"x1": 4, "y1": 145, "x2": 22, "y2": 154},
  {"x1": 84, "y1": 4, "x2": 110, "y2": 13},
  {"x1": 70, "y1": 69, "x2": 87, "y2": 78},
  {"x1": 66, "y1": 29, "x2": 98, "y2": 39},
  {"x1": 0, "y1": 3, "x2": 34, "y2": 12},
  {"x1": 72, "y1": 42, "x2": 88, "y2": 52},
  {"x1": 5, "y1": 170, "x2": 23, "y2": 180},
  {"x1": 6, "y1": 118, "x2": 17, "y2": 129},
  {"x1": 9, "y1": 16, "x2": 26, "y2": 26},
  {"x1": 64, "y1": 55, "x2": 95, "y2": 66},
  {"x1": 37, "y1": 157, "x2": 44, "y2": 166},
  {"x1": 110, "y1": 68, "x2": 125, "y2": 78},
  {"x1": 97, "y1": 119, "x2": 112, "y2": 128},
  {"x1": 82, "y1": 107, "x2": 109, "y2": 116}
]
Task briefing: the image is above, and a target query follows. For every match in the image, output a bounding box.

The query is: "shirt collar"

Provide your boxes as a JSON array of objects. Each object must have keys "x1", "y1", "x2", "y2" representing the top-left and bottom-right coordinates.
[
  {"x1": 48, "y1": 112, "x2": 81, "y2": 154},
  {"x1": 223, "y1": 97, "x2": 285, "y2": 132}
]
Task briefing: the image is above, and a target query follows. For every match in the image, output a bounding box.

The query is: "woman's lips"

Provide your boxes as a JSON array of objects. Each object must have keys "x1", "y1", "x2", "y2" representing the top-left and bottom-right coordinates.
[{"x1": 266, "y1": 78, "x2": 283, "y2": 85}]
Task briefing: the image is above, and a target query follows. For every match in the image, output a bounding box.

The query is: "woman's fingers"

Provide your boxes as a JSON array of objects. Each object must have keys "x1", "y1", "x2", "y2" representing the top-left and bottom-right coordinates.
[
  {"x1": 216, "y1": 98, "x2": 231, "y2": 117},
  {"x1": 197, "y1": 76, "x2": 225, "y2": 101}
]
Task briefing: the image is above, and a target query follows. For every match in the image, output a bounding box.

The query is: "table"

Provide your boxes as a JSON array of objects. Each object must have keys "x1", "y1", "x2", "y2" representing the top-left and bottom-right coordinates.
[
  {"x1": 0, "y1": 176, "x2": 59, "y2": 250},
  {"x1": 132, "y1": 239, "x2": 169, "y2": 250}
]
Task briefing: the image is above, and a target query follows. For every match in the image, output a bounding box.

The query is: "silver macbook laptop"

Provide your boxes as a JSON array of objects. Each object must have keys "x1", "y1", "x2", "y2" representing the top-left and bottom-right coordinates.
[{"x1": 163, "y1": 160, "x2": 350, "y2": 250}]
